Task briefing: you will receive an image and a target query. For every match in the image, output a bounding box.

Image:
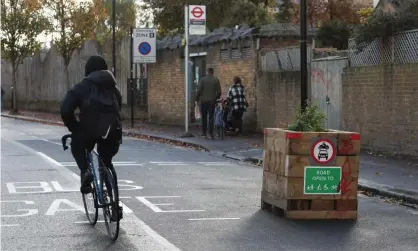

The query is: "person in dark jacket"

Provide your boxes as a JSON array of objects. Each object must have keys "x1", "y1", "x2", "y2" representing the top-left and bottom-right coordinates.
[
  {"x1": 60, "y1": 55, "x2": 122, "y2": 193},
  {"x1": 195, "y1": 67, "x2": 221, "y2": 139}
]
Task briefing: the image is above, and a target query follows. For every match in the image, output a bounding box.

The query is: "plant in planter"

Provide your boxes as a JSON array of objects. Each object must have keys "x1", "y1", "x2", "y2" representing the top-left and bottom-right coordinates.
[
  {"x1": 261, "y1": 101, "x2": 361, "y2": 220},
  {"x1": 287, "y1": 101, "x2": 326, "y2": 132}
]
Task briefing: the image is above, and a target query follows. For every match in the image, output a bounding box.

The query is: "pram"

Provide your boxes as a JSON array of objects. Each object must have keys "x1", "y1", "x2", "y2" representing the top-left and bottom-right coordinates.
[{"x1": 214, "y1": 99, "x2": 240, "y2": 139}]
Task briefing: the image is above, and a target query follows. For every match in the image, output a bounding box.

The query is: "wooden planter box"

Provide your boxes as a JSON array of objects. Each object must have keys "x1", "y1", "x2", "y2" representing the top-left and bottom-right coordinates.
[{"x1": 261, "y1": 128, "x2": 360, "y2": 220}]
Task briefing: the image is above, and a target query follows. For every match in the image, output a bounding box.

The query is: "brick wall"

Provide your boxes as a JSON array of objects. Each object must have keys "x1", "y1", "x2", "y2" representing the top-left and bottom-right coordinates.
[
  {"x1": 147, "y1": 42, "x2": 258, "y2": 129},
  {"x1": 147, "y1": 50, "x2": 185, "y2": 124},
  {"x1": 146, "y1": 37, "x2": 305, "y2": 131},
  {"x1": 342, "y1": 63, "x2": 418, "y2": 156},
  {"x1": 207, "y1": 43, "x2": 257, "y2": 131},
  {"x1": 256, "y1": 71, "x2": 301, "y2": 132}
]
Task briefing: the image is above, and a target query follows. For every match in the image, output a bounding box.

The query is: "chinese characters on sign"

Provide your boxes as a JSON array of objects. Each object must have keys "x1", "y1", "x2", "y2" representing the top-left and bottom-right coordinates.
[{"x1": 304, "y1": 166, "x2": 341, "y2": 195}]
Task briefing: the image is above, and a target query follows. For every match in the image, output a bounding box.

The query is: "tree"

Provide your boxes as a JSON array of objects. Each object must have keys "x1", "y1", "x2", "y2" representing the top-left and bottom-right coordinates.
[
  {"x1": 357, "y1": 7, "x2": 373, "y2": 24},
  {"x1": 276, "y1": 0, "x2": 295, "y2": 22},
  {"x1": 222, "y1": 0, "x2": 275, "y2": 28},
  {"x1": 316, "y1": 20, "x2": 350, "y2": 49},
  {"x1": 44, "y1": 0, "x2": 107, "y2": 89},
  {"x1": 293, "y1": 0, "x2": 359, "y2": 26},
  {"x1": 141, "y1": 0, "x2": 277, "y2": 37},
  {"x1": 95, "y1": 0, "x2": 138, "y2": 45},
  {"x1": 355, "y1": 0, "x2": 418, "y2": 49},
  {"x1": 1, "y1": 0, "x2": 50, "y2": 113}
]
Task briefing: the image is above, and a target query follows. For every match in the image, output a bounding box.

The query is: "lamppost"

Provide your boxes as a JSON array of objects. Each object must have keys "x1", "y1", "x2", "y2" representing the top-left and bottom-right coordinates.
[
  {"x1": 300, "y1": 0, "x2": 308, "y2": 111},
  {"x1": 112, "y1": 0, "x2": 116, "y2": 77}
]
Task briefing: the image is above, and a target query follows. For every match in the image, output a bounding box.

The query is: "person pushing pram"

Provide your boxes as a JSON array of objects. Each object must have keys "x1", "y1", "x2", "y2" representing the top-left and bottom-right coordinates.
[{"x1": 222, "y1": 76, "x2": 249, "y2": 135}]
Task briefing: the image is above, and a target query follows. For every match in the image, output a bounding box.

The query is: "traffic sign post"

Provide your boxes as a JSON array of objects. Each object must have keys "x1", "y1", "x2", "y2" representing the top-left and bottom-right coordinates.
[
  {"x1": 188, "y1": 5, "x2": 206, "y2": 35},
  {"x1": 304, "y1": 166, "x2": 342, "y2": 195},
  {"x1": 183, "y1": 5, "x2": 191, "y2": 136},
  {"x1": 132, "y1": 28, "x2": 156, "y2": 64}
]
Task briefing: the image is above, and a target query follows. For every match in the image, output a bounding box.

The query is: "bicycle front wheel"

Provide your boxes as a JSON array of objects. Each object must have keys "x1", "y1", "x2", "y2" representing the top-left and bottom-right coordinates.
[
  {"x1": 82, "y1": 180, "x2": 98, "y2": 225},
  {"x1": 100, "y1": 166, "x2": 120, "y2": 241}
]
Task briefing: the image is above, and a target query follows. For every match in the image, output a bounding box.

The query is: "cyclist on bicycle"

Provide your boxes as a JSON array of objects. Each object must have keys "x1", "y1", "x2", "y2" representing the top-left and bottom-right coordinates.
[{"x1": 60, "y1": 55, "x2": 122, "y2": 194}]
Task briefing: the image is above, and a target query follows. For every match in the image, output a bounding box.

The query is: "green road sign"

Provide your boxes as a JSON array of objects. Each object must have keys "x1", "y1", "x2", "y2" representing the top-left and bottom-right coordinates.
[{"x1": 304, "y1": 166, "x2": 341, "y2": 195}]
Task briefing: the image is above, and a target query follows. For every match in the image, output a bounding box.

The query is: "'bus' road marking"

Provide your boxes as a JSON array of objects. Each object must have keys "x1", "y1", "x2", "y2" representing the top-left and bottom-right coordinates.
[
  {"x1": 150, "y1": 161, "x2": 187, "y2": 166},
  {"x1": 188, "y1": 218, "x2": 240, "y2": 221},
  {"x1": 8, "y1": 133, "x2": 183, "y2": 251}
]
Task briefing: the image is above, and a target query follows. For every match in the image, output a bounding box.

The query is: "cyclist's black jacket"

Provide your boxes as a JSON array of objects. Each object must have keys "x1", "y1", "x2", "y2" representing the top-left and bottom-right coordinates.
[{"x1": 60, "y1": 56, "x2": 122, "y2": 133}]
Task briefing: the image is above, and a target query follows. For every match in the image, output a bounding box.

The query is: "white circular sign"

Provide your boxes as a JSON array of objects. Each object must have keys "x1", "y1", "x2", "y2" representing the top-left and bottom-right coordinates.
[{"x1": 311, "y1": 139, "x2": 336, "y2": 164}]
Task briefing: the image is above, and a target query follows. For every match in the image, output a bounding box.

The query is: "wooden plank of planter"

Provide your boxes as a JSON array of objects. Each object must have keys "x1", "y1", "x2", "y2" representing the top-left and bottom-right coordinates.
[
  {"x1": 310, "y1": 200, "x2": 335, "y2": 211},
  {"x1": 264, "y1": 128, "x2": 360, "y2": 156},
  {"x1": 285, "y1": 210, "x2": 358, "y2": 220},
  {"x1": 262, "y1": 171, "x2": 278, "y2": 195},
  {"x1": 263, "y1": 150, "x2": 286, "y2": 175},
  {"x1": 335, "y1": 199, "x2": 358, "y2": 211},
  {"x1": 261, "y1": 191, "x2": 289, "y2": 210},
  {"x1": 277, "y1": 176, "x2": 358, "y2": 200},
  {"x1": 285, "y1": 156, "x2": 359, "y2": 178},
  {"x1": 337, "y1": 133, "x2": 361, "y2": 156}
]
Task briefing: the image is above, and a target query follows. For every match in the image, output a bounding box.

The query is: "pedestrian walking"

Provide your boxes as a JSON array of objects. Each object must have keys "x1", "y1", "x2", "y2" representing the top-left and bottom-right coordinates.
[
  {"x1": 226, "y1": 76, "x2": 249, "y2": 135},
  {"x1": 195, "y1": 67, "x2": 221, "y2": 139}
]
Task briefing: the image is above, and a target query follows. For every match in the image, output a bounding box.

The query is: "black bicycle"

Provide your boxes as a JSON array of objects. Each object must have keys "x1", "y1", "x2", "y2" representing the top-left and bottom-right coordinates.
[{"x1": 61, "y1": 134, "x2": 122, "y2": 241}]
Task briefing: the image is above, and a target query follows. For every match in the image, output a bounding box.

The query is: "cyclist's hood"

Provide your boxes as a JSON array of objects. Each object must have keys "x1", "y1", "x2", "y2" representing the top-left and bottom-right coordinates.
[
  {"x1": 84, "y1": 70, "x2": 117, "y2": 89},
  {"x1": 85, "y1": 55, "x2": 108, "y2": 76}
]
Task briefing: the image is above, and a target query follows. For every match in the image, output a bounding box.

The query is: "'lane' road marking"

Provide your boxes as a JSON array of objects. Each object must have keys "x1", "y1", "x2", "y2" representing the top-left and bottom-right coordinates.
[{"x1": 188, "y1": 218, "x2": 240, "y2": 221}]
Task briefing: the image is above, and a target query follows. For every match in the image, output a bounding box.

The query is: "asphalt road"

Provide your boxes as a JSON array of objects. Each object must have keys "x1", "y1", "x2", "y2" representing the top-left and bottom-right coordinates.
[{"x1": 1, "y1": 118, "x2": 418, "y2": 251}]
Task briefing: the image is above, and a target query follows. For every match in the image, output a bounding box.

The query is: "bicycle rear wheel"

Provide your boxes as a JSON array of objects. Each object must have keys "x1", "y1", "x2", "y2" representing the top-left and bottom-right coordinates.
[
  {"x1": 100, "y1": 165, "x2": 120, "y2": 241},
  {"x1": 82, "y1": 180, "x2": 98, "y2": 225}
]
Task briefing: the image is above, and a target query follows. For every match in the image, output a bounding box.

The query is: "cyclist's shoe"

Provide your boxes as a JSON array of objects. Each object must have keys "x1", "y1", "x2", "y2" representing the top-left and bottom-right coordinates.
[{"x1": 80, "y1": 170, "x2": 94, "y2": 194}]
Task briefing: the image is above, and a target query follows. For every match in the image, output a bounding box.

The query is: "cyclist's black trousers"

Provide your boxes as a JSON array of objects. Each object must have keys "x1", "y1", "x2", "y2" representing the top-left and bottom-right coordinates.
[{"x1": 70, "y1": 129, "x2": 122, "y2": 172}]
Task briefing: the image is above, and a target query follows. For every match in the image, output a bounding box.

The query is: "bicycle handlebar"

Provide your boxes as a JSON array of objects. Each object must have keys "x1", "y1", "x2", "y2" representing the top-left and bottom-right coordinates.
[{"x1": 62, "y1": 134, "x2": 72, "y2": 151}]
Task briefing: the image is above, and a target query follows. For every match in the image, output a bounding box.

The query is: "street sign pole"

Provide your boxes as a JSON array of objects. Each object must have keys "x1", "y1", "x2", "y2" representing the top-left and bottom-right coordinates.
[
  {"x1": 112, "y1": 0, "x2": 116, "y2": 77},
  {"x1": 300, "y1": 0, "x2": 308, "y2": 111},
  {"x1": 130, "y1": 27, "x2": 134, "y2": 128},
  {"x1": 184, "y1": 5, "x2": 189, "y2": 134}
]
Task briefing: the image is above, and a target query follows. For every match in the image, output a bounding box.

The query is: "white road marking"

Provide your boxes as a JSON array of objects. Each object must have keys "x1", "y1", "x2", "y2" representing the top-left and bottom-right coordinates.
[
  {"x1": 150, "y1": 161, "x2": 187, "y2": 166},
  {"x1": 74, "y1": 219, "x2": 132, "y2": 224},
  {"x1": 198, "y1": 162, "x2": 234, "y2": 166},
  {"x1": 61, "y1": 161, "x2": 138, "y2": 165},
  {"x1": 74, "y1": 220, "x2": 106, "y2": 224},
  {"x1": 72, "y1": 173, "x2": 80, "y2": 180},
  {"x1": 188, "y1": 218, "x2": 240, "y2": 221},
  {"x1": 1, "y1": 224, "x2": 20, "y2": 227},
  {"x1": 7, "y1": 140, "x2": 182, "y2": 251},
  {"x1": 136, "y1": 196, "x2": 205, "y2": 213},
  {"x1": 62, "y1": 163, "x2": 143, "y2": 167}
]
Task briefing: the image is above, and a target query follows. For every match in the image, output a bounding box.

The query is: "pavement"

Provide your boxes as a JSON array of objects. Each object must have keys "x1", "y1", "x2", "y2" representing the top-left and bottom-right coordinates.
[
  {"x1": 2, "y1": 117, "x2": 418, "y2": 251},
  {"x1": 2, "y1": 110, "x2": 418, "y2": 206}
]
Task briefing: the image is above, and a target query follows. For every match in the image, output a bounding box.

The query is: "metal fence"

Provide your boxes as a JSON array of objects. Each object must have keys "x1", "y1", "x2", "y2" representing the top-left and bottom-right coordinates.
[
  {"x1": 260, "y1": 45, "x2": 312, "y2": 72},
  {"x1": 348, "y1": 29, "x2": 418, "y2": 67}
]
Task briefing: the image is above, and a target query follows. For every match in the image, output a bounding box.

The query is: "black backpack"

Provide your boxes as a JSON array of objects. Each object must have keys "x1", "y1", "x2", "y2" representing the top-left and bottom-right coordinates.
[{"x1": 79, "y1": 82, "x2": 121, "y2": 140}]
